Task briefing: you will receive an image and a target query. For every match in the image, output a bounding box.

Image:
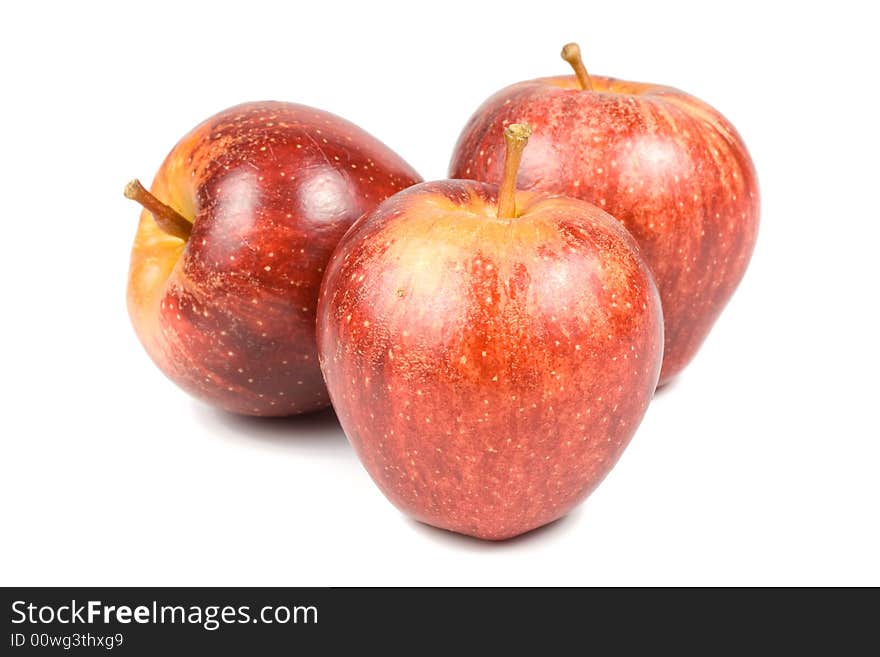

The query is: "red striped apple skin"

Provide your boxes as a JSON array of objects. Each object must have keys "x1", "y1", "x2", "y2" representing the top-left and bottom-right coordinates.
[
  {"x1": 450, "y1": 75, "x2": 759, "y2": 385},
  {"x1": 127, "y1": 102, "x2": 421, "y2": 416},
  {"x1": 317, "y1": 180, "x2": 663, "y2": 540}
]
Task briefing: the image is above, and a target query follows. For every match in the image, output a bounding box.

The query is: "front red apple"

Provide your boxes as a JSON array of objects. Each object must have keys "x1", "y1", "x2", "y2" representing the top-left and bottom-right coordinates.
[
  {"x1": 318, "y1": 126, "x2": 662, "y2": 540},
  {"x1": 126, "y1": 102, "x2": 421, "y2": 416},
  {"x1": 450, "y1": 44, "x2": 759, "y2": 385}
]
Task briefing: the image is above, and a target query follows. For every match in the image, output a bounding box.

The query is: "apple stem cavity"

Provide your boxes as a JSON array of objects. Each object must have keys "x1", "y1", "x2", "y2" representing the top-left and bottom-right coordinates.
[
  {"x1": 561, "y1": 42, "x2": 593, "y2": 91},
  {"x1": 496, "y1": 123, "x2": 533, "y2": 220},
  {"x1": 124, "y1": 179, "x2": 192, "y2": 241}
]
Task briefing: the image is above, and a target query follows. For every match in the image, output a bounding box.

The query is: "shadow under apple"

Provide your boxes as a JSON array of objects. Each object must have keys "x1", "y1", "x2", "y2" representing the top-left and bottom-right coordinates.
[
  {"x1": 406, "y1": 507, "x2": 582, "y2": 551},
  {"x1": 652, "y1": 375, "x2": 681, "y2": 399},
  {"x1": 195, "y1": 403, "x2": 353, "y2": 457}
]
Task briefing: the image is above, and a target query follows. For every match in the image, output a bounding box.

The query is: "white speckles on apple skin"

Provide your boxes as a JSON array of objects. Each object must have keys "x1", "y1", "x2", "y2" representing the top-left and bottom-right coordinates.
[
  {"x1": 317, "y1": 180, "x2": 663, "y2": 540},
  {"x1": 450, "y1": 74, "x2": 759, "y2": 385}
]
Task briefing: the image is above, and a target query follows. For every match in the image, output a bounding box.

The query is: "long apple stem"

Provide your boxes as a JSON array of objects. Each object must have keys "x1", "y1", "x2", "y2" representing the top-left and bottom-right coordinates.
[
  {"x1": 124, "y1": 179, "x2": 192, "y2": 241},
  {"x1": 496, "y1": 123, "x2": 532, "y2": 220},
  {"x1": 561, "y1": 42, "x2": 593, "y2": 91}
]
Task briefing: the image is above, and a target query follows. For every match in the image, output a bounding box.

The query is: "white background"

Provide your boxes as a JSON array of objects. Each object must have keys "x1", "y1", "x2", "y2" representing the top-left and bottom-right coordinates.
[{"x1": 1, "y1": 0, "x2": 878, "y2": 586}]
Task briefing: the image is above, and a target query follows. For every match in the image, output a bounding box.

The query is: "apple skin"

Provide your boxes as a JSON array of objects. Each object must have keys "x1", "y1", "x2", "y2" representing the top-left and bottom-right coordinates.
[
  {"x1": 317, "y1": 180, "x2": 663, "y2": 540},
  {"x1": 127, "y1": 102, "x2": 421, "y2": 416},
  {"x1": 449, "y1": 75, "x2": 759, "y2": 385}
]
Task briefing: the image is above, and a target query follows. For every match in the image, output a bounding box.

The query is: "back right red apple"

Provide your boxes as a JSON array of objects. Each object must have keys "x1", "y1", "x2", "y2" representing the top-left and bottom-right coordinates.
[{"x1": 450, "y1": 43, "x2": 759, "y2": 385}]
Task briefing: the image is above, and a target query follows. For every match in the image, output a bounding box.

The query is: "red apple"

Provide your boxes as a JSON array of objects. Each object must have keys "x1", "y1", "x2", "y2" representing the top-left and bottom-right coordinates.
[
  {"x1": 125, "y1": 102, "x2": 421, "y2": 416},
  {"x1": 449, "y1": 43, "x2": 759, "y2": 385},
  {"x1": 318, "y1": 125, "x2": 663, "y2": 540}
]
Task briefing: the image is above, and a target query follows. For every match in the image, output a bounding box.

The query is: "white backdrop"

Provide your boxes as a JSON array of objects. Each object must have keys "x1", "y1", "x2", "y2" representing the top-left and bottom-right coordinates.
[{"x1": 1, "y1": 0, "x2": 877, "y2": 585}]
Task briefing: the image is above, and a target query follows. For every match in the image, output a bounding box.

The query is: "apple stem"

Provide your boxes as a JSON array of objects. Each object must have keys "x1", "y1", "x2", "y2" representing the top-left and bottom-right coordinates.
[
  {"x1": 496, "y1": 123, "x2": 532, "y2": 220},
  {"x1": 561, "y1": 42, "x2": 593, "y2": 91},
  {"x1": 124, "y1": 179, "x2": 192, "y2": 241}
]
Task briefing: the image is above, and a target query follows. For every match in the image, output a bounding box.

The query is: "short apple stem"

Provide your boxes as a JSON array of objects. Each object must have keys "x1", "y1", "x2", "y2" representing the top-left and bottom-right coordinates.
[
  {"x1": 124, "y1": 179, "x2": 192, "y2": 241},
  {"x1": 496, "y1": 123, "x2": 532, "y2": 220},
  {"x1": 561, "y1": 42, "x2": 593, "y2": 91}
]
